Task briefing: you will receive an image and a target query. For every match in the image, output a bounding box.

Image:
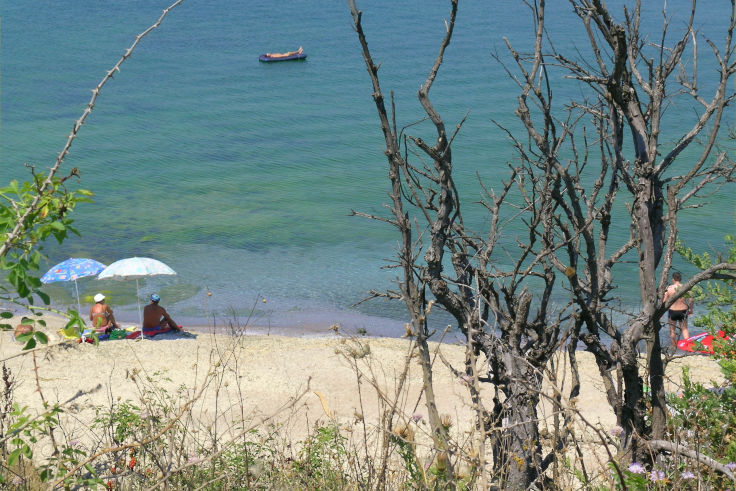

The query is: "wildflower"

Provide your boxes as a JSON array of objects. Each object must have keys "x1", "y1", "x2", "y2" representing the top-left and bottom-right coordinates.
[
  {"x1": 726, "y1": 462, "x2": 736, "y2": 471},
  {"x1": 650, "y1": 470, "x2": 665, "y2": 482},
  {"x1": 628, "y1": 462, "x2": 646, "y2": 474},
  {"x1": 393, "y1": 424, "x2": 414, "y2": 441},
  {"x1": 411, "y1": 411, "x2": 423, "y2": 423},
  {"x1": 12, "y1": 476, "x2": 24, "y2": 485},
  {"x1": 681, "y1": 471, "x2": 695, "y2": 479},
  {"x1": 458, "y1": 374, "x2": 473, "y2": 386},
  {"x1": 187, "y1": 456, "x2": 203, "y2": 465},
  {"x1": 609, "y1": 425, "x2": 624, "y2": 437},
  {"x1": 69, "y1": 439, "x2": 79, "y2": 447}
]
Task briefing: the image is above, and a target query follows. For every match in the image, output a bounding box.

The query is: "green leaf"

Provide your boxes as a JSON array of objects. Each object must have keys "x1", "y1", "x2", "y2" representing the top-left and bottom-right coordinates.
[
  {"x1": 34, "y1": 331, "x2": 48, "y2": 345},
  {"x1": 15, "y1": 333, "x2": 34, "y2": 343},
  {"x1": 22, "y1": 338, "x2": 36, "y2": 350},
  {"x1": 0, "y1": 312, "x2": 12, "y2": 319},
  {"x1": 7, "y1": 448, "x2": 21, "y2": 466},
  {"x1": 16, "y1": 281, "x2": 30, "y2": 299}
]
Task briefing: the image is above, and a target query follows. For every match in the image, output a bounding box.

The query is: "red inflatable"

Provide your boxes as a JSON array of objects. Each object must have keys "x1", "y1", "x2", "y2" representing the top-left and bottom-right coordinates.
[{"x1": 677, "y1": 330, "x2": 730, "y2": 354}]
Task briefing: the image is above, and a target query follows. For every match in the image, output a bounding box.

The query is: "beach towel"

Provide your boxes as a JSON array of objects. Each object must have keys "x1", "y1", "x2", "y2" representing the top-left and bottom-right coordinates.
[
  {"x1": 677, "y1": 330, "x2": 730, "y2": 354},
  {"x1": 73, "y1": 326, "x2": 191, "y2": 342},
  {"x1": 123, "y1": 325, "x2": 186, "y2": 339},
  {"x1": 74, "y1": 326, "x2": 138, "y2": 343}
]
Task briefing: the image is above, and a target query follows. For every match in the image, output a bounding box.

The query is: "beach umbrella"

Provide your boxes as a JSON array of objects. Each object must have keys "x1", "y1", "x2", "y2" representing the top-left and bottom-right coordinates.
[
  {"x1": 40, "y1": 257, "x2": 107, "y2": 313},
  {"x1": 97, "y1": 257, "x2": 176, "y2": 326}
]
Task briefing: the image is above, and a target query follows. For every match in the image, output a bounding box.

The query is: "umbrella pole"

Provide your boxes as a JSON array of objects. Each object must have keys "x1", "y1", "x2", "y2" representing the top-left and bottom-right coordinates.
[
  {"x1": 74, "y1": 279, "x2": 81, "y2": 314},
  {"x1": 136, "y1": 278, "x2": 143, "y2": 329}
]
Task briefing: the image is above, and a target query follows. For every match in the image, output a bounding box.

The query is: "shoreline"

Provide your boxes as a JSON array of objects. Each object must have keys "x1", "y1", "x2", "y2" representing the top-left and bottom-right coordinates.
[{"x1": 3, "y1": 305, "x2": 714, "y2": 350}]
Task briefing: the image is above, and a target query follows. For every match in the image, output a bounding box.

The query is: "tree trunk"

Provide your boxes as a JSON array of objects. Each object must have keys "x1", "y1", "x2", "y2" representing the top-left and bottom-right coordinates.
[
  {"x1": 647, "y1": 328, "x2": 667, "y2": 440},
  {"x1": 501, "y1": 352, "x2": 543, "y2": 488},
  {"x1": 619, "y1": 322, "x2": 646, "y2": 454}
]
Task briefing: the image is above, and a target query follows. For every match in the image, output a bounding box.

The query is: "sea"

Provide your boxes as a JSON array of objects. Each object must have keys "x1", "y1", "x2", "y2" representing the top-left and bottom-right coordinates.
[{"x1": 2, "y1": 0, "x2": 734, "y2": 337}]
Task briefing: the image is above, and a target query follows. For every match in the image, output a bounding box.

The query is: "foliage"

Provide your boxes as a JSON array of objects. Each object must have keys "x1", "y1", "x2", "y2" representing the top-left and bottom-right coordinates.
[
  {"x1": 0, "y1": 172, "x2": 93, "y2": 352},
  {"x1": 390, "y1": 426, "x2": 423, "y2": 486},
  {"x1": 0, "y1": 313, "x2": 48, "y2": 351},
  {"x1": 667, "y1": 366, "x2": 736, "y2": 460},
  {"x1": 0, "y1": 399, "x2": 101, "y2": 488},
  {"x1": 0, "y1": 174, "x2": 92, "y2": 305},
  {"x1": 293, "y1": 422, "x2": 350, "y2": 486},
  {"x1": 94, "y1": 401, "x2": 143, "y2": 445}
]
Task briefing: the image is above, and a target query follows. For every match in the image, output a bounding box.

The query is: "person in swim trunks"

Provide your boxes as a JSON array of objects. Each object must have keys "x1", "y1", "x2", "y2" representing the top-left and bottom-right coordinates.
[
  {"x1": 663, "y1": 272, "x2": 694, "y2": 348},
  {"x1": 142, "y1": 293, "x2": 181, "y2": 331},
  {"x1": 89, "y1": 293, "x2": 120, "y2": 333}
]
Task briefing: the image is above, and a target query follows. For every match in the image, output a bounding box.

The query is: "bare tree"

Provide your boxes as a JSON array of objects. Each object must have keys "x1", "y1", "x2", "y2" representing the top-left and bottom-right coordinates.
[
  {"x1": 350, "y1": 1, "x2": 577, "y2": 487},
  {"x1": 351, "y1": 0, "x2": 736, "y2": 485},
  {"x1": 503, "y1": 0, "x2": 736, "y2": 459}
]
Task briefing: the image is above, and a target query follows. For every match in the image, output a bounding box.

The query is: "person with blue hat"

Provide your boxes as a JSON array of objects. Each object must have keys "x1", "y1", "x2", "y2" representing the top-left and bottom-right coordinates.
[{"x1": 142, "y1": 293, "x2": 181, "y2": 332}]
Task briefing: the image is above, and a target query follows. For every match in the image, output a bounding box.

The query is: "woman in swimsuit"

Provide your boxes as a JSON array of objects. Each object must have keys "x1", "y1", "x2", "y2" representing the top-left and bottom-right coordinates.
[{"x1": 89, "y1": 293, "x2": 120, "y2": 333}]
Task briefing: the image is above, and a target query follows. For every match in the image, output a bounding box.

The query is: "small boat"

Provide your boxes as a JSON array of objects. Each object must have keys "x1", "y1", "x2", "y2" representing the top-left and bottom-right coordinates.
[{"x1": 259, "y1": 52, "x2": 307, "y2": 62}]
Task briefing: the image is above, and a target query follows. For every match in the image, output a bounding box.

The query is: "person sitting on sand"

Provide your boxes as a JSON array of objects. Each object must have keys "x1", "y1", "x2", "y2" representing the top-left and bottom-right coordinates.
[
  {"x1": 266, "y1": 46, "x2": 303, "y2": 58},
  {"x1": 89, "y1": 293, "x2": 120, "y2": 333},
  {"x1": 143, "y1": 293, "x2": 181, "y2": 331}
]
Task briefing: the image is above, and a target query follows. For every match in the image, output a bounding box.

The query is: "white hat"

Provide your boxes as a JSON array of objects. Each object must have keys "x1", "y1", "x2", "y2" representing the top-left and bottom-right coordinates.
[{"x1": 94, "y1": 293, "x2": 105, "y2": 302}]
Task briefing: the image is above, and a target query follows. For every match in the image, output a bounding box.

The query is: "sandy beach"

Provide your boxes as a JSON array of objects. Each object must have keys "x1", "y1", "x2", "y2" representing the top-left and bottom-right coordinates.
[{"x1": 0, "y1": 313, "x2": 726, "y2": 476}]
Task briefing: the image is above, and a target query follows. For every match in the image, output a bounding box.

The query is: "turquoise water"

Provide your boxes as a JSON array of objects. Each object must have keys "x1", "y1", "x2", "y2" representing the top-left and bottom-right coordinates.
[{"x1": 2, "y1": 1, "x2": 733, "y2": 335}]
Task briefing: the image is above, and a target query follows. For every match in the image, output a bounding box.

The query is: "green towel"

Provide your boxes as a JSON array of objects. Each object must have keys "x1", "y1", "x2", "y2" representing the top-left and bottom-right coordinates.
[{"x1": 108, "y1": 329, "x2": 128, "y2": 340}]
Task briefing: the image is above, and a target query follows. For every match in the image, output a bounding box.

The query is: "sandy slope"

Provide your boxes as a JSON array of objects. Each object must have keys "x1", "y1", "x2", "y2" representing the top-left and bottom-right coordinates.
[{"x1": 0, "y1": 313, "x2": 724, "y2": 471}]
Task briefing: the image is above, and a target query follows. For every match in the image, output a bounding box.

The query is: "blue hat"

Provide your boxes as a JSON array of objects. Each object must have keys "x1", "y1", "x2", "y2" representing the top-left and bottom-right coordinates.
[{"x1": 151, "y1": 293, "x2": 161, "y2": 302}]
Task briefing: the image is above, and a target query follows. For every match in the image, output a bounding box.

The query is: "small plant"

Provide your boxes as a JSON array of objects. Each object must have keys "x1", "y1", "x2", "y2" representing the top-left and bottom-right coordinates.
[
  {"x1": 94, "y1": 401, "x2": 143, "y2": 445},
  {"x1": 390, "y1": 424, "x2": 423, "y2": 485},
  {"x1": 294, "y1": 422, "x2": 349, "y2": 486}
]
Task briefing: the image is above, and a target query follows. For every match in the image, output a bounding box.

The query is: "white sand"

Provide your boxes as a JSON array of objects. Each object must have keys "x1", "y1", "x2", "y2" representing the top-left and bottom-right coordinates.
[{"x1": 0, "y1": 314, "x2": 724, "y2": 466}]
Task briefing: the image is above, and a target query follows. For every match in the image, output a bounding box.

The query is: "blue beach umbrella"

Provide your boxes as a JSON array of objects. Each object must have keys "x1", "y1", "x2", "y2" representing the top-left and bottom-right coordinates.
[
  {"x1": 97, "y1": 257, "x2": 177, "y2": 326},
  {"x1": 40, "y1": 257, "x2": 107, "y2": 313}
]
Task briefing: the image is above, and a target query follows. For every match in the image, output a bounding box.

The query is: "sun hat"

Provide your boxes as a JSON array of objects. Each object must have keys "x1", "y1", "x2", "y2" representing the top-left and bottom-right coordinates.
[
  {"x1": 94, "y1": 293, "x2": 105, "y2": 302},
  {"x1": 151, "y1": 293, "x2": 161, "y2": 303}
]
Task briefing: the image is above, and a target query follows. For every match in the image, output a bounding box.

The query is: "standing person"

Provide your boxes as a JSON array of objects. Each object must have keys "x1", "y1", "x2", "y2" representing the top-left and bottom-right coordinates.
[
  {"x1": 663, "y1": 272, "x2": 694, "y2": 348},
  {"x1": 89, "y1": 293, "x2": 120, "y2": 333},
  {"x1": 142, "y1": 293, "x2": 181, "y2": 331}
]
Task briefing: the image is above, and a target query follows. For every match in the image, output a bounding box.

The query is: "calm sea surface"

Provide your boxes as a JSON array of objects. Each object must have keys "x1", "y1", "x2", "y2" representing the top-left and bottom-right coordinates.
[{"x1": 2, "y1": 1, "x2": 734, "y2": 336}]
